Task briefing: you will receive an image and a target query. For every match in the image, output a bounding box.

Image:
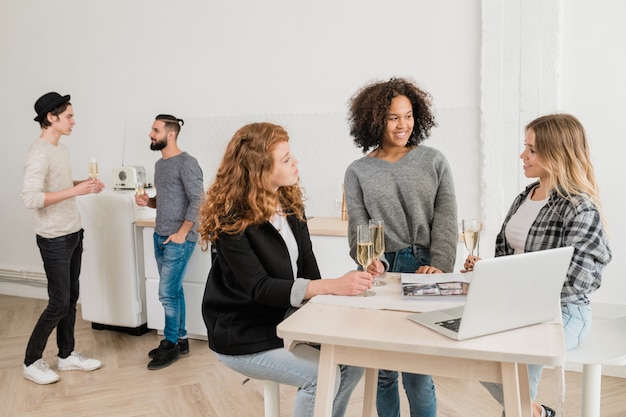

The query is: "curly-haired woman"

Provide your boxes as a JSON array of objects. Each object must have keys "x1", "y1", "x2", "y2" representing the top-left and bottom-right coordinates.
[
  {"x1": 344, "y1": 77, "x2": 459, "y2": 417},
  {"x1": 199, "y1": 122, "x2": 372, "y2": 417}
]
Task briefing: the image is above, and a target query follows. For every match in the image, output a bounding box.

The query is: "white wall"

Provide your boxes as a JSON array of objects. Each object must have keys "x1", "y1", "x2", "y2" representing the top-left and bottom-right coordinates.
[
  {"x1": 558, "y1": 0, "x2": 625, "y2": 304},
  {"x1": 1, "y1": 0, "x2": 624, "y2": 306},
  {"x1": 0, "y1": 0, "x2": 481, "y2": 281}
]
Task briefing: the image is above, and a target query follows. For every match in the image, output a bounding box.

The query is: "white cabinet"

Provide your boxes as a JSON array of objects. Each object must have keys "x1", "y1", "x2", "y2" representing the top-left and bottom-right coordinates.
[
  {"x1": 142, "y1": 227, "x2": 212, "y2": 340},
  {"x1": 310, "y1": 235, "x2": 356, "y2": 278},
  {"x1": 307, "y1": 217, "x2": 355, "y2": 278},
  {"x1": 78, "y1": 192, "x2": 148, "y2": 334}
]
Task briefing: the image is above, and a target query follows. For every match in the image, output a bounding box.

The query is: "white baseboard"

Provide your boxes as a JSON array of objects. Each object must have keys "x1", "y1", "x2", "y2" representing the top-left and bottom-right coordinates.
[
  {"x1": 565, "y1": 362, "x2": 626, "y2": 378},
  {"x1": 0, "y1": 280, "x2": 48, "y2": 299},
  {"x1": 0, "y1": 269, "x2": 48, "y2": 299},
  {"x1": 602, "y1": 364, "x2": 626, "y2": 378}
]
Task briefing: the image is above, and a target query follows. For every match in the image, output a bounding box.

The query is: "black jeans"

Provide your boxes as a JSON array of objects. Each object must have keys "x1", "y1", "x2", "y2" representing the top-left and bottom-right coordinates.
[{"x1": 24, "y1": 229, "x2": 84, "y2": 366}]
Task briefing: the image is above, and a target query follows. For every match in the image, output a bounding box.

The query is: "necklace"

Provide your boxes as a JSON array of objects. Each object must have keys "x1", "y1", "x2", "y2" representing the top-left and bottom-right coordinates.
[{"x1": 271, "y1": 212, "x2": 287, "y2": 232}]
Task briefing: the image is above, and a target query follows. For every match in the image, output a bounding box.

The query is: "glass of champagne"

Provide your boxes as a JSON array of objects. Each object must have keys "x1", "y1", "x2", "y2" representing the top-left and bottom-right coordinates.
[
  {"x1": 369, "y1": 219, "x2": 386, "y2": 286},
  {"x1": 88, "y1": 157, "x2": 98, "y2": 180},
  {"x1": 356, "y1": 224, "x2": 375, "y2": 296},
  {"x1": 462, "y1": 218, "x2": 480, "y2": 258},
  {"x1": 135, "y1": 182, "x2": 145, "y2": 208}
]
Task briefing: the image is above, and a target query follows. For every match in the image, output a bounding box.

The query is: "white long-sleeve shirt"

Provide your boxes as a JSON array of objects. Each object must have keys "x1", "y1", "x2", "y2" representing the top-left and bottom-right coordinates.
[{"x1": 21, "y1": 138, "x2": 81, "y2": 238}]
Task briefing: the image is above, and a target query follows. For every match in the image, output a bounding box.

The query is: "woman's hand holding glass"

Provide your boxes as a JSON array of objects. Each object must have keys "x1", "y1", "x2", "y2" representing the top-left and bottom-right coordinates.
[
  {"x1": 356, "y1": 224, "x2": 376, "y2": 296},
  {"x1": 461, "y1": 255, "x2": 481, "y2": 273},
  {"x1": 333, "y1": 270, "x2": 373, "y2": 296},
  {"x1": 368, "y1": 219, "x2": 386, "y2": 286},
  {"x1": 460, "y1": 218, "x2": 482, "y2": 272},
  {"x1": 367, "y1": 259, "x2": 385, "y2": 277},
  {"x1": 305, "y1": 269, "x2": 372, "y2": 297}
]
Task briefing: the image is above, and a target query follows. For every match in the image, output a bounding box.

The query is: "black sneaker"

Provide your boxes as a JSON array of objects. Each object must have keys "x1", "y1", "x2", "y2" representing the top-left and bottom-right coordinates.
[
  {"x1": 148, "y1": 338, "x2": 190, "y2": 358},
  {"x1": 147, "y1": 340, "x2": 180, "y2": 370},
  {"x1": 541, "y1": 405, "x2": 556, "y2": 417},
  {"x1": 178, "y1": 338, "x2": 190, "y2": 354}
]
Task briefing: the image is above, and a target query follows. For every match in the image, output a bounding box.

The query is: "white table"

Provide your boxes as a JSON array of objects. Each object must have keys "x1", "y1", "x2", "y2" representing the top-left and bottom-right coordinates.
[
  {"x1": 310, "y1": 272, "x2": 466, "y2": 312},
  {"x1": 277, "y1": 282, "x2": 565, "y2": 417}
]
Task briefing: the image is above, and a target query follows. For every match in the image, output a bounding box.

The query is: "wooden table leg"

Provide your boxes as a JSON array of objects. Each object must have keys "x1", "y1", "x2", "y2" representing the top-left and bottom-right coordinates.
[
  {"x1": 362, "y1": 368, "x2": 378, "y2": 417},
  {"x1": 501, "y1": 362, "x2": 532, "y2": 417},
  {"x1": 314, "y1": 344, "x2": 339, "y2": 417}
]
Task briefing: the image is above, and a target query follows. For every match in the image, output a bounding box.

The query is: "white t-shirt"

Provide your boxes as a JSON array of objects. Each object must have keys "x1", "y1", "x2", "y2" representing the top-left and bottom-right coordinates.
[
  {"x1": 270, "y1": 212, "x2": 299, "y2": 280},
  {"x1": 505, "y1": 187, "x2": 548, "y2": 254}
]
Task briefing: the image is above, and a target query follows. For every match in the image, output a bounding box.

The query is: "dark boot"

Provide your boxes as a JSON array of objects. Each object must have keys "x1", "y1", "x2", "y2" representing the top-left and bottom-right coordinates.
[
  {"x1": 147, "y1": 340, "x2": 180, "y2": 370},
  {"x1": 148, "y1": 338, "x2": 190, "y2": 358}
]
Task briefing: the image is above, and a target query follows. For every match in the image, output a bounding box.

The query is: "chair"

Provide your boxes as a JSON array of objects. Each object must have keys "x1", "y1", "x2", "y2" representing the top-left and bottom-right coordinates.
[
  {"x1": 261, "y1": 380, "x2": 280, "y2": 417},
  {"x1": 566, "y1": 313, "x2": 626, "y2": 417},
  {"x1": 242, "y1": 378, "x2": 280, "y2": 417}
]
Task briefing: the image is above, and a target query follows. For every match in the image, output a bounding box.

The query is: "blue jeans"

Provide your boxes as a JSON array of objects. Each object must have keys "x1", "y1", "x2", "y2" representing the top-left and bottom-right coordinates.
[
  {"x1": 216, "y1": 343, "x2": 364, "y2": 417},
  {"x1": 153, "y1": 233, "x2": 195, "y2": 343},
  {"x1": 481, "y1": 303, "x2": 592, "y2": 414},
  {"x1": 377, "y1": 246, "x2": 437, "y2": 417},
  {"x1": 25, "y1": 229, "x2": 84, "y2": 366}
]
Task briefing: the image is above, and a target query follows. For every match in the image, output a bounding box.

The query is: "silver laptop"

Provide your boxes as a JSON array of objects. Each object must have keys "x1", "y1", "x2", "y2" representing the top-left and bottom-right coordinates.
[{"x1": 407, "y1": 246, "x2": 574, "y2": 340}]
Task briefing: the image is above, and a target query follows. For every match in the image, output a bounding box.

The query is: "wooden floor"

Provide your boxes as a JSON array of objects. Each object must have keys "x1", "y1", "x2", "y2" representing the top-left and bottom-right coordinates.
[{"x1": 1, "y1": 294, "x2": 625, "y2": 417}]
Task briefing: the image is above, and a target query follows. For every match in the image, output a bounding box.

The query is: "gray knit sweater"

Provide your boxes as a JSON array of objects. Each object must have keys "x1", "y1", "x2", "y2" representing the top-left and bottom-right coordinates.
[
  {"x1": 343, "y1": 145, "x2": 458, "y2": 272},
  {"x1": 154, "y1": 152, "x2": 204, "y2": 242}
]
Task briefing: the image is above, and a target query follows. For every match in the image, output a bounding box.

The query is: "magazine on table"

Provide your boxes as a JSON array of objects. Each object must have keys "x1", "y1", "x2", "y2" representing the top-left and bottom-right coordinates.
[{"x1": 400, "y1": 272, "x2": 471, "y2": 300}]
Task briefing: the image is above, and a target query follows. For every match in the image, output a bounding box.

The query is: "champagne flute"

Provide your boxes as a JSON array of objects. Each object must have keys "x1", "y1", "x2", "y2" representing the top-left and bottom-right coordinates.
[
  {"x1": 135, "y1": 182, "x2": 146, "y2": 209},
  {"x1": 369, "y1": 219, "x2": 386, "y2": 286},
  {"x1": 462, "y1": 218, "x2": 480, "y2": 258},
  {"x1": 135, "y1": 182, "x2": 145, "y2": 197},
  {"x1": 356, "y1": 224, "x2": 375, "y2": 296},
  {"x1": 88, "y1": 157, "x2": 98, "y2": 180}
]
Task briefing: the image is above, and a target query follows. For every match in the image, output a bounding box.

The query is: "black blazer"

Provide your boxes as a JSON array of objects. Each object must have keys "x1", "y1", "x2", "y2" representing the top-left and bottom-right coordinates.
[{"x1": 202, "y1": 214, "x2": 321, "y2": 355}]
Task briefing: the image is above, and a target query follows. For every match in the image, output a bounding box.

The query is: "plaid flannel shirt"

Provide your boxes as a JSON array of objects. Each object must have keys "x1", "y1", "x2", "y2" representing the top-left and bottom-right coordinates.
[{"x1": 495, "y1": 182, "x2": 612, "y2": 305}]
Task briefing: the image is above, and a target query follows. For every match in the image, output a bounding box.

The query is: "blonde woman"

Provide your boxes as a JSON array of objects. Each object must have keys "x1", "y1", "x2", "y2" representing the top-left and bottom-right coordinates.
[
  {"x1": 199, "y1": 122, "x2": 371, "y2": 417},
  {"x1": 463, "y1": 113, "x2": 612, "y2": 417}
]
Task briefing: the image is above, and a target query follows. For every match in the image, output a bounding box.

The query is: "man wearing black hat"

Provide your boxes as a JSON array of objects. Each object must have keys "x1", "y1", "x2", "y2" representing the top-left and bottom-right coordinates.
[{"x1": 20, "y1": 92, "x2": 105, "y2": 384}]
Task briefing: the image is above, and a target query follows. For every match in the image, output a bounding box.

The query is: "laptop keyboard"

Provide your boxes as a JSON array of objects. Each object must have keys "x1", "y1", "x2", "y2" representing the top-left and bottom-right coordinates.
[{"x1": 435, "y1": 317, "x2": 462, "y2": 332}]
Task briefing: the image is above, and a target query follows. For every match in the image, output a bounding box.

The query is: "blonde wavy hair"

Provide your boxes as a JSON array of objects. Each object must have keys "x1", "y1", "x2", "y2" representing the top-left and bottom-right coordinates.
[
  {"x1": 198, "y1": 122, "x2": 305, "y2": 249},
  {"x1": 528, "y1": 113, "x2": 605, "y2": 221}
]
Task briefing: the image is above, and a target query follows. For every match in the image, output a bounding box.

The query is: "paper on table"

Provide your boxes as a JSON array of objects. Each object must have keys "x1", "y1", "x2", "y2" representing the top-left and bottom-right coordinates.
[
  {"x1": 310, "y1": 273, "x2": 465, "y2": 313},
  {"x1": 400, "y1": 272, "x2": 470, "y2": 300}
]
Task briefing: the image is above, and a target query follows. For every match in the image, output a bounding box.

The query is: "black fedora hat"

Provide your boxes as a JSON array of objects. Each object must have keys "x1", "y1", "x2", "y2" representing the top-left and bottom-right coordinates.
[{"x1": 33, "y1": 92, "x2": 71, "y2": 122}]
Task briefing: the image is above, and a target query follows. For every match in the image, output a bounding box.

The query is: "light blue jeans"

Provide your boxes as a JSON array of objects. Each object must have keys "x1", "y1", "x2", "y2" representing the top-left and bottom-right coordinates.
[
  {"x1": 482, "y1": 303, "x2": 592, "y2": 414},
  {"x1": 153, "y1": 233, "x2": 195, "y2": 343},
  {"x1": 216, "y1": 343, "x2": 364, "y2": 417},
  {"x1": 377, "y1": 245, "x2": 437, "y2": 417}
]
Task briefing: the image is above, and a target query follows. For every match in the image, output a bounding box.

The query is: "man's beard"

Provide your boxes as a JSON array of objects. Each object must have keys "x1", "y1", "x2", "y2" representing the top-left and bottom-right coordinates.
[{"x1": 150, "y1": 138, "x2": 166, "y2": 151}]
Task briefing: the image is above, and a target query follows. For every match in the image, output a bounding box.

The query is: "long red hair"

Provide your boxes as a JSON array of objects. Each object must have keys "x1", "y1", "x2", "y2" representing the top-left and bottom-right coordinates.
[{"x1": 198, "y1": 122, "x2": 305, "y2": 249}]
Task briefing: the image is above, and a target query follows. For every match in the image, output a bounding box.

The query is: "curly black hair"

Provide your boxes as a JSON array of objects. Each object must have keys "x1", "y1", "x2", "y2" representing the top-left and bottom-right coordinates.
[{"x1": 347, "y1": 77, "x2": 437, "y2": 153}]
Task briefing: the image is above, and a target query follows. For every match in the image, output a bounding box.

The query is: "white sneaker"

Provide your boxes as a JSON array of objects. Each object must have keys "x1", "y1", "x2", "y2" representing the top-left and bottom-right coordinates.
[
  {"x1": 23, "y1": 359, "x2": 60, "y2": 384},
  {"x1": 57, "y1": 351, "x2": 101, "y2": 371}
]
